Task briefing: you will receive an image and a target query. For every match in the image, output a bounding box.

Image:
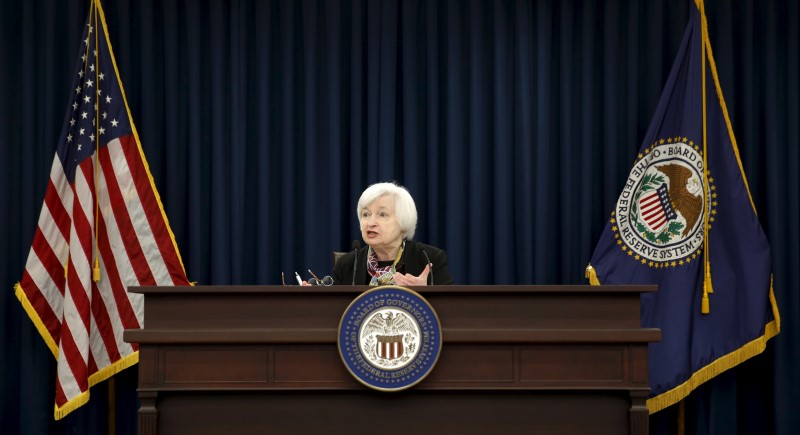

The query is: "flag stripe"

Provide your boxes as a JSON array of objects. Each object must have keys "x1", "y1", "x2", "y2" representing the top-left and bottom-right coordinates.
[
  {"x1": 641, "y1": 205, "x2": 660, "y2": 215},
  {"x1": 87, "y1": 352, "x2": 98, "y2": 376},
  {"x1": 96, "y1": 214, "x2": 141, "y2": 330},
  {"x1": 57, "y1": 322, "x2": 88, "y2": 396},
  {"x1": 640, "y1": 193, "x2": 659, "y2": 207},
  {"x1": 67, "y1": 164, "x2": 97, "y2": 331},
  {"x1": 44, "y1": 181, "x2": 72, "y2": 242},
  {"x1": 65, "y1": 255, "x2": 92, "y2": 335},
  {"x1": 59, "y1": 328, "x2": 88, "y2": 402},
  {"x1": 90, "y1": 281, "x2": 121, "y2": 364},
  {"x1": 96, "y1": 152, "x2": 145, "y2": 308},
  {"x1": 118, "y1": 135, "x2": 188, "y2": 285},
  {"x1": 26, "y1": 238, "x2": 68, "y2": 338},
  {"x1": 650, "y1": 216, "x2": 667, "y2": 230},
  {"x1": 96, "y1": 209, "x2": 141, "y2": 344},
  {"x1": 95, "y1": 177, "x2": 145, "y2": 330},
  {"x1": 30, "y1": 227, "x2": 67, "y2": 293},
  {"x1": 71, "y1": 163, "x2": 97, "y2": 275},
  {"x1": 19, "y1": 270, "x2": 62, "y2": 341},
  {"x1": 98, "y1": 141, "x2": 156, "y2": 286},
  {"x1": 54, "y1": 374, "x2": 68, "y2": 407}
]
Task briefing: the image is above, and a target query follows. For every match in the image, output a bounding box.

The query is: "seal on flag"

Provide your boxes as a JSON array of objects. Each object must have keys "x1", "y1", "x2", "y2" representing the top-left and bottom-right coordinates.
[
  {"x1": 338, "y1": 285, "x2": 442, "y2": 391},
  {"x1": 613, "y1": 138, "x2": 716, "y2": 267}
]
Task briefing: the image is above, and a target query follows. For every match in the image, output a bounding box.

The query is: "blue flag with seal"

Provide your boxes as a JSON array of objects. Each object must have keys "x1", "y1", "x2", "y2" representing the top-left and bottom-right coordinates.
[{"x1": 586, "y1": 0, "x2": 780, "y2": 414}]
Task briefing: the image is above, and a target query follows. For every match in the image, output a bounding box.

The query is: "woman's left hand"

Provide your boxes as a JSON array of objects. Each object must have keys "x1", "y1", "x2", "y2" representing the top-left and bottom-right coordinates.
[{"x1": 393, "y1": 264, "x2": 431, "y2": 286}]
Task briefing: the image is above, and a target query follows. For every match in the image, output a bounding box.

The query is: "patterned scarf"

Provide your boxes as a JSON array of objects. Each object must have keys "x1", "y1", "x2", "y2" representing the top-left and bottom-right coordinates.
[{"x1": 366, "y1": 241, "x2": 405, "y2": 286}]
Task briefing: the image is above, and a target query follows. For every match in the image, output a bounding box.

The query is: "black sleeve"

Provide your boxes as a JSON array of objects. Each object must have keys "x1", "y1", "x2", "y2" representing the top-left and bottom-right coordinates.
[
  {"x1": 333, "y1": 251, "x2": 355, "y2": 285},
  {"x1": 429, "y1": 248, "x2": 454, "y2": 285}
]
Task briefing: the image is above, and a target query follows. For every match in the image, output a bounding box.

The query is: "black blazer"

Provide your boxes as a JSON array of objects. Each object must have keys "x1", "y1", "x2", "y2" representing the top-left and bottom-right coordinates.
[{"x1": 332, "y1": 240, "x2": 454, "y2": 285}]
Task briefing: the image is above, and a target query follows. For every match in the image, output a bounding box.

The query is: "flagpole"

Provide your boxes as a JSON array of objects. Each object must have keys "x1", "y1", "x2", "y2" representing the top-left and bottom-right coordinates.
[
  {"x1": 91, "y1": 0, "x2": 115, "y2": 430},
  {"x1": 700, "y1": 0, "x2": 712, "y2": 314},
  {"x1": 108, "y1": 377, "x2": 116, "y2": 435},
  {"x1": 91, "y1": 0, "x2": 102, "y2": 283}
]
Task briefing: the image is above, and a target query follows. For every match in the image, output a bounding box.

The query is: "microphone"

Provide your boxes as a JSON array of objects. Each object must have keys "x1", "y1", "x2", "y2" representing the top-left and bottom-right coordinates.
[
  {"x1": 351, "y1": 240, "x2": 361, "y2": 285},
  {"x1": 422, "y1": 249, "x2": 433, "y2": 286}
]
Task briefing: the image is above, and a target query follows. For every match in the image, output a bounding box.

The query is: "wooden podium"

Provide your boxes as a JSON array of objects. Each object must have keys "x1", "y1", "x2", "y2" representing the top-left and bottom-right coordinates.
[{"x1": 124, "y1": 285, "x2": 659, "y2": 435}]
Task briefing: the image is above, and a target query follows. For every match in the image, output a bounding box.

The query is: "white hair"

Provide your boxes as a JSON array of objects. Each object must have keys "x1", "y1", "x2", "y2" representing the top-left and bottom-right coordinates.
[{"x1": 356, "y1": 182, "x2": 418, "y2": 240}]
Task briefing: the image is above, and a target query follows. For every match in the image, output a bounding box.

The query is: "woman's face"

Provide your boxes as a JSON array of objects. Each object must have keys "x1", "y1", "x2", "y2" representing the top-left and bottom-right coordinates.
[{"x1": 360, "y1": 195, "x2": 403, "y2": 252}]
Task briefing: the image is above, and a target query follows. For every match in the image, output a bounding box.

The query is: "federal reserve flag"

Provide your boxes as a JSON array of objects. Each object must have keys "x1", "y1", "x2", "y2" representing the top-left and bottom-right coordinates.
[
  {"x1": 14, "y1": 0, "x2": 190, "y2": 419},
  {"x1": 586, "y1": 0, "x2": 780, "y2": 413}
]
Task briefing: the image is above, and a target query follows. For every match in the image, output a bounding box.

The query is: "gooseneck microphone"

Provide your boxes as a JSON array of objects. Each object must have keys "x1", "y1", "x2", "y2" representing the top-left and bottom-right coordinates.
[
  {"x1": 351, "y1": 240, "x2": 361, "y2": 285},
  {"x1": 422, "y1": 249, "x2": 433, "y2": 286}
]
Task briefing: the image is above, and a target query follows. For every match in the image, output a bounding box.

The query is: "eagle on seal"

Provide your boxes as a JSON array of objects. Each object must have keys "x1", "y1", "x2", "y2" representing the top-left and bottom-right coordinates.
[
  {"x1": 654, "y1": 163, "x2": 704, "y2": 236},
  {"x1": 361, "y1": 311, "x2": 416, "y2": 339}
]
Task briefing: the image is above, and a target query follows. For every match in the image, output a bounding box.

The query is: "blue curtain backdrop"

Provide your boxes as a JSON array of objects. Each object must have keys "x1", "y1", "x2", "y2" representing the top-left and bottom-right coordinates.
[{"x1": 0, "y1": 0, "x2": 797, "y2": 434}]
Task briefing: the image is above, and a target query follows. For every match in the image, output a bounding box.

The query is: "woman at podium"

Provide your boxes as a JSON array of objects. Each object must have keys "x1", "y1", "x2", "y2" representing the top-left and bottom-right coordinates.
[{"x1": 333, "y1": 182, "x2": 454, "y2": 286}]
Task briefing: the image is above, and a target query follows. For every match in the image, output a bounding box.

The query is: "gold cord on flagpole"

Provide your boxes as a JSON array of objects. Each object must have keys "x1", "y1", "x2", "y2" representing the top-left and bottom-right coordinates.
[
  {"x1": 92, "y1": 1, "x2": 101, "y2": 283},
  {"x1": 700, "y1": 0, "x2": 712, "y2": 314}
]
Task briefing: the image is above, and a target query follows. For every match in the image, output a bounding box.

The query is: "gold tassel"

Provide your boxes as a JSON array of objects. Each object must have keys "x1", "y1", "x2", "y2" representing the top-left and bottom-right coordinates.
[
  {"x1": 93, "y1": 258, "x2": 101, "y2": 282},
  {"x1": 702, "y1": 262, "x2": 712, "y2": 314},
  {"x1": 585, "y1": 265, "x2": 601, "y2": 285}
]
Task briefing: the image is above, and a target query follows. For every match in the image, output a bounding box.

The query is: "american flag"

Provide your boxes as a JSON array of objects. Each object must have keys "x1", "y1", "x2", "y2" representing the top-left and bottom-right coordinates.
[{"x1": 14, "y1": 1, "x2": 190, "y2": 419}]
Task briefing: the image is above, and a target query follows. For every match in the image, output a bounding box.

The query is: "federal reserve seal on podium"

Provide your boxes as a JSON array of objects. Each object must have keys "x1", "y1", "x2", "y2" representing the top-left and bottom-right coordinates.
[{"x1": 338, "y1": 285, "x2": 442, "y2": 391}]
